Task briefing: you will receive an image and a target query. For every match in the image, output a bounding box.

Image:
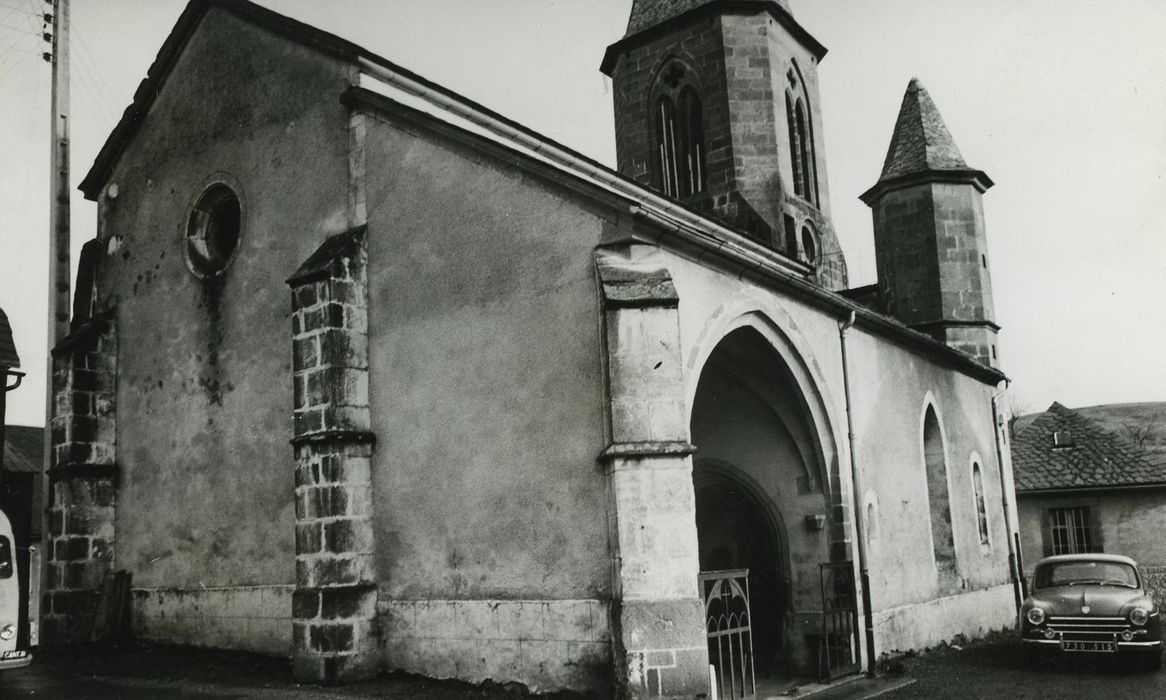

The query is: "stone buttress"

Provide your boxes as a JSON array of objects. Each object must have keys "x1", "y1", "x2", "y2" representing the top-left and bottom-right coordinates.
[
  {"x1": 287, "y1": 226, "x2": 378, "y2": 683},
  {"x1": 43, "y1": 308, "x2": 118, "y2": 642},
  {"x1": 597, "y1": 247, "x2": 709, "y2": 699}
]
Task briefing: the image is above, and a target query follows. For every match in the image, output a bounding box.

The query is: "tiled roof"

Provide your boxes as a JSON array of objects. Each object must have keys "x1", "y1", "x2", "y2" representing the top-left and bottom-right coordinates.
[
  {"x1": 0, "y1": 307, "x2": 18, "y2": 369},
  {"x1": 1012, "y1": 402, "x2": 1166, "y2": 492},
  {"x1": 624, "y1": 0, "x2": 791, "y2": 36},
  {"x1": 877, "y1": 78, "x2": 968, "y2": 182},
  {"x1": 3, "y1": 425, "x2": 42, "y2": 474}
]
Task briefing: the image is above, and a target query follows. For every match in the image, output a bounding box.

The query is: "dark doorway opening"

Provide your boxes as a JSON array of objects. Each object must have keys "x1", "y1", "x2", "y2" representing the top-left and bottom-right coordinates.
[{"x1": 694, "y1": 468, "x2": 787, "y2": 677}]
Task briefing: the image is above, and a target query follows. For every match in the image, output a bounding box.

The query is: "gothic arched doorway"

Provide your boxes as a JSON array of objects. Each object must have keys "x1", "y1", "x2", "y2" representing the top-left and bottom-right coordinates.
[{"x1": 690, "y1": 325, "x2": 835, "y2": 680}]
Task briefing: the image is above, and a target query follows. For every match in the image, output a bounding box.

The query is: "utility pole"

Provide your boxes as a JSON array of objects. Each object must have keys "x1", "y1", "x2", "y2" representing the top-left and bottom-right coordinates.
[
  {"x1": 38, "y1": 0, "x2": 69, "y2": 650},
  {"x1": 47, "y1": 0, "x2": 70, "y2": 344}
]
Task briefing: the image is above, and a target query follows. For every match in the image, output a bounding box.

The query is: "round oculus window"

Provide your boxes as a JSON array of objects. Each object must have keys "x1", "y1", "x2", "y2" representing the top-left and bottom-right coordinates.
[
  {"x1": 185, "y1": 184, "x2": 241, "y2": 277},
  {"x1": 800, "y1": 225, "x2": 818, "y2": 264}
]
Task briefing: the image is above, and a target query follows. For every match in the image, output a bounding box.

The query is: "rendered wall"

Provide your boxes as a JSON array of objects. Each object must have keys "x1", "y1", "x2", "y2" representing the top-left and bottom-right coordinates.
[
  {"x1": 662, "y1": 249, "x2": 1013, "y2": 659},
  {"x1": 359, "y1": 112, "x2": 614, "y2": 693},
  {"x1": 93, "y1": 8, "x2": 355, "y2": 653},
  {"x1": 1018, "y1": 490, "x2": 1166, "y2": 570}
]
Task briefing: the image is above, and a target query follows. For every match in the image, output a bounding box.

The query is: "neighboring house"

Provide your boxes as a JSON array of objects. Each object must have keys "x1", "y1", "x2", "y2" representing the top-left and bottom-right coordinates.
[
  {"x1": 2, "y1": 425, "x2": 44, "y2": 549},
  {"x1": 44, "y1": 0, "x2": 1020, "y2": 696},
  {"x1": 1012, "y1": 402, "x2": 1166, "y2": 604}
]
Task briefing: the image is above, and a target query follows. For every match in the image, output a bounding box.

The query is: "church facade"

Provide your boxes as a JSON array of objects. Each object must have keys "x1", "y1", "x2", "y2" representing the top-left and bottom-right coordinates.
[{"x1": 45, "y1": 0, "x2": 1020, "y2": 696}]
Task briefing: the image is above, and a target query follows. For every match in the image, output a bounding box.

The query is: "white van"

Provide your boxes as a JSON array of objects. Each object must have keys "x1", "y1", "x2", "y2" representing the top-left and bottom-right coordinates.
[{"x1": 0, "y1": 508, "x2": 30, "y2": 670}]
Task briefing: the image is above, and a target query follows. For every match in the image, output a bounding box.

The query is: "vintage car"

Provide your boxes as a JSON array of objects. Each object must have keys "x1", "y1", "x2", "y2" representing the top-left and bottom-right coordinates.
[
  {"x1": 0, "y1": 507, "x2": 31, "y2": 671},
  {"x1": 1021, "y1": 553, "x2": 1161, "y2": 669}
]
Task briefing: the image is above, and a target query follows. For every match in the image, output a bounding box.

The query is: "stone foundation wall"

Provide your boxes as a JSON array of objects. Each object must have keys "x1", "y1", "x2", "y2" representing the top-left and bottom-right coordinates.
[
  {"x1": 872, "y1": 583, "x2": 1016, "y2": 656},
  {"x1": 380, "y1": 598, "x2": 611, "y2": 694},
  {"x1": 132, "y1": 585, "x2": 293, "y2": 656}
]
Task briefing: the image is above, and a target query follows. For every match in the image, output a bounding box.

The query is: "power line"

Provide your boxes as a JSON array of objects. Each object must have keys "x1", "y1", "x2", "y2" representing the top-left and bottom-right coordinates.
[
  {"x1": 0, "y1": 45, "x2": 30, "y2": 81},
  {"x1": 73, "y1": 30, "x2": 121, "y2": 118}
]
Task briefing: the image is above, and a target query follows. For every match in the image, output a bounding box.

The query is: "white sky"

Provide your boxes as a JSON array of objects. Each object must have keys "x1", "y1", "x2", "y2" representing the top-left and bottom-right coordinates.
[{"x1": 1, "y1": 0, "x2": 1164, "y2": 427}]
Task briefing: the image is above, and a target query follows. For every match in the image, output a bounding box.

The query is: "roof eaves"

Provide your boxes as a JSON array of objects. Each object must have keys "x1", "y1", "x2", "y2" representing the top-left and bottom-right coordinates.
[
  {"x1": 1017, "y1": 481, "x2": 1166, "y2": 496},
  {"x1": 859, "y1": 167, "x2": 994, "y2": 206},
  {"x1": 601, "y1": 0, "x2": 826, "y2": 76},
  {"x1": 342, "y1": 83, "x2": 1006, "y2": 387}
]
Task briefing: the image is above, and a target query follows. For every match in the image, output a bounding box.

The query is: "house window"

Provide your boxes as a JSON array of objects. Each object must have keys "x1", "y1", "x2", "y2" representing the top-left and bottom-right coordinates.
[
  {"x1": 185, "y1": 183, "x2": 242, "y2": 277},
  {"x1": 972, "y1": 462, "x2": 989, "y2": 546},
  {"x1": 1048, "y1": 506, "x2": 1097, "y2": 555},
  {"x1": 652, "y1": 65, "x2": 706, "y2": 199},
  {"x1": 1053, "y1": 430, "x2": 1074, "y2": 448}
]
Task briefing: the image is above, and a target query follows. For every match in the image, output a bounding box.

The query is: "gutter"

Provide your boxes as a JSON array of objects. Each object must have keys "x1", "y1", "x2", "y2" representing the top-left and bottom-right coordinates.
[{"x1": 1017, "y1": 482, "x2": 1166, "y2": 496}]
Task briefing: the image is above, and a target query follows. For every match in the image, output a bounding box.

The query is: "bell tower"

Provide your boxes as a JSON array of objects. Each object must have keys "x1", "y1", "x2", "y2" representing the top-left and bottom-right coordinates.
[
  {"x1": 861, "y1": 79, "x2": 1000, "y2": 367},
  {"x1": 602, "y1": 0, "x2": 848, "y2": 289}
]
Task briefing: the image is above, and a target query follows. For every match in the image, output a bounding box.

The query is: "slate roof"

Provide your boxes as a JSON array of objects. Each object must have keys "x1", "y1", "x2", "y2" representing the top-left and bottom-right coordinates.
[
  {"x1": 0, "y1": 307, "x2": 18, "y2": 369},
  {"x1": 2, "y1": 425, "x2": 42, "y2": 474},
  {"x1": 878, "y1": 78, "x2": 968, "y2": 182},
  {"x1": 624, "y1": 0, "x2": 791, "y2": 35},
  {"x1": 1012, "y1": 402, "x2": 1166, "y2": 492}
]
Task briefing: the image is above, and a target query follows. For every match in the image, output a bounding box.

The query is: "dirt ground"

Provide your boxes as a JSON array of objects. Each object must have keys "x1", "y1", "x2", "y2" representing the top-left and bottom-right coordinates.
[
  {"x1": 0, "y1": 642, "x2": 589, "y2": 699},
  {"x1": 877, "y1": 630, "x2": 1166, "y2": 699}
]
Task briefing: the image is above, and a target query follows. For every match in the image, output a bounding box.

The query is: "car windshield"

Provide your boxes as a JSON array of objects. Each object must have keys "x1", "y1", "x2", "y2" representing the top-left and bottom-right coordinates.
[{"x1": 1034, "y1": 560, "x2": 1139, "y2": 589}]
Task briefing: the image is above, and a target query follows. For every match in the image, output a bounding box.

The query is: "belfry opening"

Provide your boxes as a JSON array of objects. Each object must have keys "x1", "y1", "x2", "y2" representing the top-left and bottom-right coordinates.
[{"x1": 690, "y1": 326, "x2": 856, "y2": 686}]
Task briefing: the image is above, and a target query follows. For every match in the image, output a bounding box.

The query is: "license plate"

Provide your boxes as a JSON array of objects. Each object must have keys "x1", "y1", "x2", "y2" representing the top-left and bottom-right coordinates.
[{"x1": 1061, "y1": 640, "x2": 1115, "y2": 653}]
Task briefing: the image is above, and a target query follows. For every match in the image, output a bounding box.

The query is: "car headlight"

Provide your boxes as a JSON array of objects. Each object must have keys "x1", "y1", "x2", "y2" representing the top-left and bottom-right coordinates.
[
  {"x1": 1131, "y1": 608, "x2": 1150, "y2": 626},
  {"x1": 1027, "y1": 607, "x2": 1046, "y2": 626},
  {"x1": 0, "y1": 624, "x2": 14, "y2": 640}
]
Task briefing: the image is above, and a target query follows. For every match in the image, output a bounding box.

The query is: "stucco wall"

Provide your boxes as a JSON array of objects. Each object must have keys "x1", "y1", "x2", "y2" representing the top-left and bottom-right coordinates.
[
  {"x1": 93, "y1": 7, "x2": 355, "y2": 651},
  {"x1": 663, "y1": 249, "x2": 1013, "y2": 655},
  {"x1": 1018, "y1": 489, "x2": 1166, "y2": 570},
  {"x1": 358, "y1": 110, "x2": 614, "y2": 690}
]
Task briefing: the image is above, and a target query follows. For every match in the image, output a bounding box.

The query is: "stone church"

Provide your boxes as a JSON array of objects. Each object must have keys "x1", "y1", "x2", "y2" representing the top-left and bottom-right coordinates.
[{"x1": 45, "y1": 0, "x2": 1020, "y2": 696}]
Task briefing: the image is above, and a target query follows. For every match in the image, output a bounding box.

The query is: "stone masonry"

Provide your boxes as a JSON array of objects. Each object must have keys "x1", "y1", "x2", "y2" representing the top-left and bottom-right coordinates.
[
  {"x1": 602, "y1": 2, "x2": 848, "y2": 290},
  {"x1": 44, "y1": 311, "x2": 118, "y2": 643},
  {"x1": 287, "y1": 226, "x2": 378, "y2": 684},
  {"x1": 597, "y1": 248, "x2": 709, "y2": 699},
  {"x1": 863, "y1": 80, "x2": 999, "y2": 368}
]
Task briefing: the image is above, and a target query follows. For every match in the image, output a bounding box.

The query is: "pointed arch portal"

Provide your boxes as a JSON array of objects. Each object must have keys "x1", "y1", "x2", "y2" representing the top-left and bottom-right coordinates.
[{"x1": 690, "y1": 326, "x2": 851, "y2": 680}]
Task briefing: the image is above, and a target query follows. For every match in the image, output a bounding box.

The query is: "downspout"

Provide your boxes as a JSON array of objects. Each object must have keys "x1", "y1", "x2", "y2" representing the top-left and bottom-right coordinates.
[
  {"x1": 990, "y1": 382, "x2": 1026, "y2": 610},
  {"x1": 838, "y1": 311, "x2": 875, "y2": 675}
]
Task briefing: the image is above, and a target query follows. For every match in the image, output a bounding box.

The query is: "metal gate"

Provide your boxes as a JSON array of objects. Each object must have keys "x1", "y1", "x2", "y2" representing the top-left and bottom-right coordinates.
[
  {"x1": 700, "y1": 569, "x2": 756, "y2": 699},
  {"x1": 818, "y1": 561, "x2": 861, "y2": 680}
]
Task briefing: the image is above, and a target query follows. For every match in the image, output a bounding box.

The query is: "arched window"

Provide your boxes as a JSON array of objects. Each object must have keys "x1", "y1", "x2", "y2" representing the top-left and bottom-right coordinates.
[
  {"x1": 785, "y1": 93, "x2": 802, "y2": 198},
  {"x1": 972, "y1": 462, "x2": 990, "y2": 546},
  {"x1": 652, "y1": 62, "x2": 706, "y2": 198},
  {"x1": 785, "y1": 65, "x2": 819, "y2": 206},
  {"x1": 923, "y1": 405, "x2": 958, "y2": 592},
  {"x1": 794, "y1": 98, "x2": 813, "y2": 201}
]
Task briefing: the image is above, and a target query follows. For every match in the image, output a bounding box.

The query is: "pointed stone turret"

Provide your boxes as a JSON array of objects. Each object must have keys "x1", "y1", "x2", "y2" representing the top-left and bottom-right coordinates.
[
  {"x1": 861, "y1": 79, "x2": 1001, "y2": 368},
  {"x1": 877, "y1": 78, "x2": 969, "y2": 181}
]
